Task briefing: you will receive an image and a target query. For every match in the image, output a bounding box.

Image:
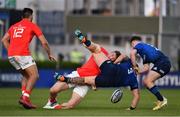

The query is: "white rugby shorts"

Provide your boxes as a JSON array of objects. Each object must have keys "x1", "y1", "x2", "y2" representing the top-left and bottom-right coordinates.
[
  {"x1": 66, "y1": 71, "x2": 89, "y2": 98},
  {"x1": 8, "y1": 56, "x2": 36, "y2": 70}
]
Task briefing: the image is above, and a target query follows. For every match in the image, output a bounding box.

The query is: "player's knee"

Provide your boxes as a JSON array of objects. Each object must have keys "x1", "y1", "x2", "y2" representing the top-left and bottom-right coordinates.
[
  {"x1": 135, "y1": 93, "x2": 140, "y2": 100},
  {"x1": 28, "y1": 73, "x2": 39, "y2": 80},
  {"x1": 35, "y1": 74, "x2": 39, "y2": 79},
  {"x1": 31, "y1": 73, "x2": 39, "y2": 79},
  {"x1": 144, "y1": 78, "x2": 154, "y2": 87}
]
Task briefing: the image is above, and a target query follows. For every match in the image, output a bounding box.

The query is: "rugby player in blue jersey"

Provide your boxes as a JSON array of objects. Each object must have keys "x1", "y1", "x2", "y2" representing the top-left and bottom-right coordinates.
[
  {"x1": 130, "y1": 36, "x2": 171, "y2": 110},
  {"x1": 55, "y1": 30, "x2": 140, "y2": 110}
]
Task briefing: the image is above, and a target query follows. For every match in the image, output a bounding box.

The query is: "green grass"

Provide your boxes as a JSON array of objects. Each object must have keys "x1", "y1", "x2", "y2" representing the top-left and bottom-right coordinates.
[{"x1": 0, "y1": 88, "x2": 179, "y2": 116}]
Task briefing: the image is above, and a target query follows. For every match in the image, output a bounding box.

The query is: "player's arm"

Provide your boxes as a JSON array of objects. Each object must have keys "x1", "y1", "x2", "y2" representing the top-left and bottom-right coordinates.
[
  {"x1": 1, "y1": 32, "x2": 10, "y2": 50},
  {"x1": 38, "y1": 35, "x2": 56, "y2": 61},
  {"x1": 130, "y1": 49, "x2": 137, "y2": 67},
  {"x1": 139, "y1": 63, "x2": 150, "y2": 74},
  {"x1": 114, "y1": 53, "x2": 127, "y2": 64},
  {"x1": 130, "y1": 49, "x2": 140, "y2": 73},
  {"x1": 33, "y1": 24, "x2": 56, "y2": 61}
]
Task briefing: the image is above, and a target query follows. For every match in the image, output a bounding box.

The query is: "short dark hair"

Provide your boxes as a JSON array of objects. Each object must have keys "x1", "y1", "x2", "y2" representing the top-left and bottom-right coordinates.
[
  {"x1": 114, "y1": 50, "x2": 121, "y2": 59},
  {"x1": 22, "y1": 8, "x2": 33, "y2": 18},
  {"x1": 130, "y1": 36, "x2": 142, "y2": 43}
]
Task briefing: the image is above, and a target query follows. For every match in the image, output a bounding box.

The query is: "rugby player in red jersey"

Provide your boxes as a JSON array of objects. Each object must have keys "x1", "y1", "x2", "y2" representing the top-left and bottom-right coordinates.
[
  {"x1": 53, "y1": 29, "x2": 140, "y2": 110},
  {"x1": 1, "y1": 8, "x2": 56, "y2": 109},
  {"x1": 43, "y1": 47, "x2": 127, "y2": 109}
]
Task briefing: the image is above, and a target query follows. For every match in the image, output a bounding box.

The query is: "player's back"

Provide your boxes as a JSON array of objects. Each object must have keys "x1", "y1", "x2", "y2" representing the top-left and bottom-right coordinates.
[
  {"x1": 8, "y1": 19, "x2": 42, "y2": 56},
  {"x1": 134, "y1": 42, "x2": 167, "y2": 63},
  {"x1": 115, "y1": 59, "x2": 137, "y2": 86}
]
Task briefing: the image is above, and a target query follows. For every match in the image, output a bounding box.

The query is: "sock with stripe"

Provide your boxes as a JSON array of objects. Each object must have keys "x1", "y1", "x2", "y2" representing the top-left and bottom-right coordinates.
[{"x1": 148, "y1": 85, "x2": 163, "y2": 101}]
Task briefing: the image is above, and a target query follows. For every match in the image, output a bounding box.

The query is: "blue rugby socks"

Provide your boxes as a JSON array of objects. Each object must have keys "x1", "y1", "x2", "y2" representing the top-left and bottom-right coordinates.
[
  {"x1": 74, "y1": 29, "x2": 91, "y2": 47},
  {"x1": 148, "y1": 85, "x2": 163, "y2": 101}
]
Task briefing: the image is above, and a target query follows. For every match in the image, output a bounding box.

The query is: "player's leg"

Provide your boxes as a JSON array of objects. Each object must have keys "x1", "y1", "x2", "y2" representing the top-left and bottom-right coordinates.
[
  {"x1": 55, "y1": 72, "x2": 97, "y2": 86},
  {"x1": 92, "y1": 52, "x2": 109, "y2": 67},
  {"x1": 61, "y1": 92, "x2": 82, "y2": 109},
  {"x1": 8, "y1": 56, "x2": 37, "y2": 109},
  {"x1": 17, "y1": 56, "x2": 38, "y2": 100},
  {"x1": 44, "y1": 71, "x2": 83, "y2": 109},
  {"x1": 43, "y1": 81, "x2": 69, "y2": 109},
  {"x1": 21, "y1": 78, "x2": 27, "y2": 94},
  {"x1": 44, "y1": 83, "x2": 89, "y2": 110},
  {"x1": 74, "y1": 29, "x2": 101, "y2": 53},
  {"x1": 19, "y1": 70, "x2": 28, "y2": 95},
  {"x1": 145, "y1": 58, "x2": 171, "y2": 110},
  {"x1": 19, "y1": 65, "x2": 39, "y2": 109},
  {"x1": 74, "y1": 30, "x2": 109, "y2": 67},
  {"x1": 61, "y1": 85, "x2": 89, "y2": 109},
  {"x1": 23, "y1": 65, "x2": 39, "y2": 95},
  {"x1": 126, "y1": 89, "x2": 140, "y2": 110},
  {"x1": 9, "y1": 56, "x2": 27, "y2": 94},
  {"x1": 143, "y1": 70, "x2": 167, "y2": 110},
  {"x1": 50, "y1": 81, "x2": 69, "y2": 101}
]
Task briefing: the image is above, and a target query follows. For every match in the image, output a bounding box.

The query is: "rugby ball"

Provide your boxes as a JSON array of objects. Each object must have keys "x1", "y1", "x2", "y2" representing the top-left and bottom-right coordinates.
[{"x1": 110, "y1": 89, "x2": 123, "y2": 103}]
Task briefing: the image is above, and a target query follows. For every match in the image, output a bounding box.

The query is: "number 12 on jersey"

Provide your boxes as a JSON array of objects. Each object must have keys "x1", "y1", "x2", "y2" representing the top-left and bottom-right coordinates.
[{"x1": 13, "y1": 28, "x2": 24, "y2": 38}]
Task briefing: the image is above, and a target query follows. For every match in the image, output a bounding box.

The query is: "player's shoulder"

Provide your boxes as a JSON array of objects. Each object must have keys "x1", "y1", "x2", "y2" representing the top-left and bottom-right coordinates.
[
  {"x1": 8, "y1": 22, "x2": 18, "y2": 31},
  {"x1": 30, "y1": 22, "x2": 40, "y2": 29},
  {"x1": 135, "y1": 42, "x2": 146, "y2": 48},
  {"x1": 26, "y1": 21, "x2": 35, "y2": 26},
  {"x1": 10, "y1": 19, "x2": 26, "y2": 28}
]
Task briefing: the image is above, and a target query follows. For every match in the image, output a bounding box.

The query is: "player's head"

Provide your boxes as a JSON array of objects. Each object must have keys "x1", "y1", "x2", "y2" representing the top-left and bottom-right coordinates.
[
  {"x1": 22, "y1": 8, "x2": 33, "y2": 21},
  {"x1": 130, "y1": 36, "x2": 142, "y2": 47},
  {"x1": 108, "y1": 50, "x2": 121, "y2": 62}
]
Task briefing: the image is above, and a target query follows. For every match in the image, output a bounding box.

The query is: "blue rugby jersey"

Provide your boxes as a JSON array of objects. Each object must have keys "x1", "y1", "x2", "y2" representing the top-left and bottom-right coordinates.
[{"x1": 134, "y1": 42, "x2": 167, "y2": 64}]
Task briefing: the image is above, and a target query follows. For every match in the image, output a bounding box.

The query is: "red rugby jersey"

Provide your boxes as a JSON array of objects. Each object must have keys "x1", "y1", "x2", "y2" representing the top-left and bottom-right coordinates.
[
  {"x1": 77, "y1": 47, "x2": 109, "y2": 77},
  {"x1": 7, "y1": 19, "x2": 43, "y2": 56}
]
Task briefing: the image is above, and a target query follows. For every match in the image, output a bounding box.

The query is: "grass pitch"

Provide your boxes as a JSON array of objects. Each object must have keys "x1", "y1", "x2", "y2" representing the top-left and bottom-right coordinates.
[{"x1": 0, "y1": 88, "x2": 179, "y2": 116}]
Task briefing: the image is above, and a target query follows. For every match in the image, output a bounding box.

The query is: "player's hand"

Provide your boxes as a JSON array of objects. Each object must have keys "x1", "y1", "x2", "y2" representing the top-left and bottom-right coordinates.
[
  {"x1": 133, "y1": 66, "x2": 140, "y2": 75},
  {"x1": 48, "y1": 55, "x2": 57, "y2": 62}
]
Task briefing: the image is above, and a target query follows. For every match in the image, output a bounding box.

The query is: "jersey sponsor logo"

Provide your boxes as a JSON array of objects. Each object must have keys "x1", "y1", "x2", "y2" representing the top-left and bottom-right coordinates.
[{"x1": 128, "y1": 68, "x2": 134, "y2": 74}]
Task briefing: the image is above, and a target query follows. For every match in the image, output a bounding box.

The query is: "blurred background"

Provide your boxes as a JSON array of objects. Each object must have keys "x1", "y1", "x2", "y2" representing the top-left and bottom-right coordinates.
[{"x1": 0, "y1": 0, "x2": 180, "y2": 88}]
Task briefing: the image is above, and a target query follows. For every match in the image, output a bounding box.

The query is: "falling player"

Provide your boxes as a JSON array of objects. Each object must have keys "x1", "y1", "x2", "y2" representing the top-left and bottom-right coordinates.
[
  {"x1": 44, "y1": 47, "x2": 128, "y2": 109},
  {"x1": 54, "y1": 29, "x2": 140, "y2": 110}
]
